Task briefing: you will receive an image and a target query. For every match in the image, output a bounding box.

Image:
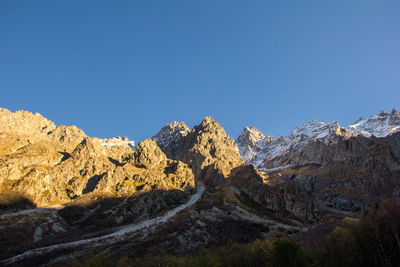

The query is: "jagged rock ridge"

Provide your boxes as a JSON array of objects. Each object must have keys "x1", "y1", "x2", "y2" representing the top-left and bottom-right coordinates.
[{"x1": 236, "y1": 109, "x2": 400, "y2": 214}]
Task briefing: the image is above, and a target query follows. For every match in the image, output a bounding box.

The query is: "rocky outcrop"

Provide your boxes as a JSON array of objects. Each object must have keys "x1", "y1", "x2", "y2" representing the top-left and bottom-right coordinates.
[
  {"x1": 229, "y1": 165, "x2": 320, "y2": 222},
  {"x1": 135, "y1": 139, "x2": 167, "y2": 169}
]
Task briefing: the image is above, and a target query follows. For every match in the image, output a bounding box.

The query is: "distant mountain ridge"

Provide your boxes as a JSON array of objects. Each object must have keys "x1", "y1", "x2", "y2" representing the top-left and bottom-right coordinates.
[{"x1": 237, "y1": 108, "x2": 400, "y2": 170}]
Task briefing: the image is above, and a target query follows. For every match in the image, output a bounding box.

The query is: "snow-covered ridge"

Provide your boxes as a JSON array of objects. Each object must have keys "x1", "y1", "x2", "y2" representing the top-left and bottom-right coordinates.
[
  {"x1": 237, "y1": 109, "x2": 400, "y2": 167},
  {"x1": 101, "y1": 136, "x2": 135, "y2": 150},
  {"x1": 347, "y1": 109, "x2": 400, "y2": 138},
  {"x1": 290, "y1": 120, "x2": 348, "y2": 143}
]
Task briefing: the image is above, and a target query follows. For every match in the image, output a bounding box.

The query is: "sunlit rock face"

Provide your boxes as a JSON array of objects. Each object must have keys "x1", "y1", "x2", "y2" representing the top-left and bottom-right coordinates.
[
  {"x1": 0, "y1": 108, "x2": 195, "y2": 209},
  {"x1": 0, "y1": 108, "x2": 87, "y2": 154},
  {"x1": 135, "y1": 139, "x2": 168, "y2": 169}
]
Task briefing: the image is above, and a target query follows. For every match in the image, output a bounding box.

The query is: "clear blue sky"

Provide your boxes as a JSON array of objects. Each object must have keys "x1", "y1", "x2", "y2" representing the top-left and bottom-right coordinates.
[{"x1": 1, "y1": 1, "x2": 399, "y2": 142}]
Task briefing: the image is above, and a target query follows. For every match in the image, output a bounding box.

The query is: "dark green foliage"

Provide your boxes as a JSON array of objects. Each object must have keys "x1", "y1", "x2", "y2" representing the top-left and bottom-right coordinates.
[
  {"x1": 322, "y1": 199, "x2": 400, "y2": 267},
  {"x1": 84, "y1": 252, "x2": 115, "y2": 267},
  {"x1": 76, "y1": 239, "x2": 315, "y2": 267},
  {"x1": 237, "y1": 192, "x2": 264, "y2": 211}
]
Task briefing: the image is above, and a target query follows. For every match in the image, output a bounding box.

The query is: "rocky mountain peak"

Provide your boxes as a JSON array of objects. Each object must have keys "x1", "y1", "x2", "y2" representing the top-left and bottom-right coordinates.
[
  {"x1": 153, "y1": 121, "x2": 189, "y2": 158},
  {"x1": 237, "y1": 126, "x2": 268, "y2": 145},
  {"x1": 237, "y1": 126, "x2": 273, "y2": 163},
  {"x1": 390, "y1": 108, "x2": 400, "y2": 123},
  {"x1": 153, "y1": 116, "x2": 242, "y2": 183},
  {"x1": 378, "y1": 110, "x2": 389, "y2": 117},
  {"x1": 197, "y1": 116, "x2": 222, "y2": 132}
]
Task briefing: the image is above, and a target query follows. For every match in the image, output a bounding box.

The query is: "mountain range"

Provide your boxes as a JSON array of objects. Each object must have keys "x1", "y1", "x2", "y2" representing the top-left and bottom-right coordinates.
[{"x1": 0, "y1": 107, "x2": 399, "y2": 266}]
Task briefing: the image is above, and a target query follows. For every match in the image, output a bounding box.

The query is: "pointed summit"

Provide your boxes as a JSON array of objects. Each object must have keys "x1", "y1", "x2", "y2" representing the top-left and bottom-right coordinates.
[
  {"x1": 194, "y1": 116, "x2": 228, "y2": 139},
  {"x1": 198, "y1": 116, "x2": 219, "y2": 129},
  {"x1": 391, "y1": 108, "x2": 400, "y2": 117},
  {"x1": 237, "y1": 126, "x2": 271, "y2": 146},
  {"x1": 237, "y1": 126, "x2": 273, "y2": 163},
  {"x1": 200, "y1": 116, "x2": 216, "y2": 125}
]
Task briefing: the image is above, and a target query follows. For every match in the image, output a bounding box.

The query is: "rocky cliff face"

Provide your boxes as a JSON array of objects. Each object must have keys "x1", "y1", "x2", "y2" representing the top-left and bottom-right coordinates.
[
  {"x1": 229, "y1": 165, "x2": 320, "y2": 222},
  {"x1": 275, "y1": 134, "x2": 400, "y2": 213}
]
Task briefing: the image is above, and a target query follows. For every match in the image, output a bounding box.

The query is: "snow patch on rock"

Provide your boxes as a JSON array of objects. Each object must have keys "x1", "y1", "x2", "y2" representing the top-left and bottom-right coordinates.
[{"x1": 101, "y1": 136, "x2": 135, "y2": 149}]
